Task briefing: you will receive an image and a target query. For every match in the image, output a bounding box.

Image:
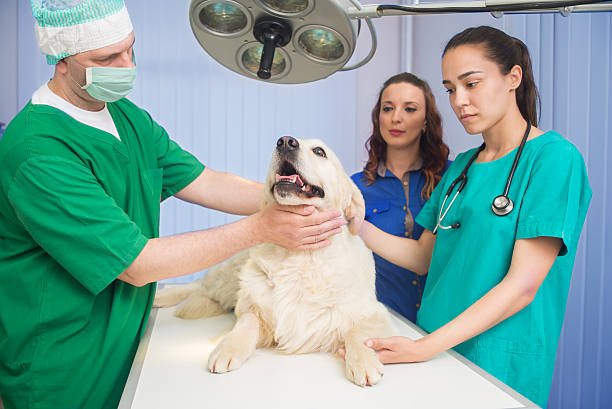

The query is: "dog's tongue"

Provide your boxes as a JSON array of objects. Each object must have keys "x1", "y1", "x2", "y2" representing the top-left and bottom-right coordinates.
[{"x1": 275, "y1": 174, "x2": 304, "y2": 187}]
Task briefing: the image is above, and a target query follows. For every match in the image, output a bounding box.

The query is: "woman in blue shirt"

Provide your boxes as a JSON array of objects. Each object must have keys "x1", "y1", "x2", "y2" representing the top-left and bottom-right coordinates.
[{"x1": 352, "y1": 73, "x2": 450, "y2": 322}]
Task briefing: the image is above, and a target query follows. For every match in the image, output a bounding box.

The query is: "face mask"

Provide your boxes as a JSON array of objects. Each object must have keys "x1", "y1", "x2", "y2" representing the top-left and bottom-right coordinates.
[
  {"x1": 69, "y1": 57, "x2": 136, "y2": 103},
  {"x1": 81, "y1": 65, "x2": 136, "y2": 102}
]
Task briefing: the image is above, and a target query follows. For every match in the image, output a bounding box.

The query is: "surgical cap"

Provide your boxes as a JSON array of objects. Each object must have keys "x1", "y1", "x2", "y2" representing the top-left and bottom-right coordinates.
[{"x1": 31, "y1": 0, "x2": 133, "y2": 65}]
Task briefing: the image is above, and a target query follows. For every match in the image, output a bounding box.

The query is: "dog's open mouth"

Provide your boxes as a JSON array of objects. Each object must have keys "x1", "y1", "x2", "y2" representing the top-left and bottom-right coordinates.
[{"x1": 272, "y1": 161, "x2": 324, "y2": 199}]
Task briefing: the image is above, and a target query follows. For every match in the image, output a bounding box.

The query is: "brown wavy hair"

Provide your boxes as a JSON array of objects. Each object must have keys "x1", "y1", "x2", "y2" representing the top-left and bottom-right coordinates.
[{"x1": 363, "y1": 72, "x2": 449, "y2": 200}]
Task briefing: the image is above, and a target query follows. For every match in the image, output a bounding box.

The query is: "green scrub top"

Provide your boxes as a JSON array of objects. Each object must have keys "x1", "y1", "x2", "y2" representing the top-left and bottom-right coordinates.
[
  {"x1": 0, "y1": 98, "x2": 205, "y2": 409},
  {"x1": 415, "y1": 131, "x2": 591, "y2": 408}
]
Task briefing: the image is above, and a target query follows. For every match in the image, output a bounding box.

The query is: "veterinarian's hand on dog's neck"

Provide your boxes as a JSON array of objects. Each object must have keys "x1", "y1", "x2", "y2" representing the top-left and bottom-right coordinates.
[{"x1": 254, "y1": 203, "x2": 347, "y2": 250}]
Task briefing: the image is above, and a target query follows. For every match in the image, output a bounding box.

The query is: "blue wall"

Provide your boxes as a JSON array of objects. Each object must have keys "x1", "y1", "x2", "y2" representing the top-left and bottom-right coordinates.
[{"x1": 0, "y1": 1, "x2": 610, "y2": 407}]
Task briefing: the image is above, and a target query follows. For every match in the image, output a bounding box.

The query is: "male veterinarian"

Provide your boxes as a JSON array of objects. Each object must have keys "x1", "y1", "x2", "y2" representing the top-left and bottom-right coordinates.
[{"x1": 0, "y1": 1, "x2": 346, "y2": 408}]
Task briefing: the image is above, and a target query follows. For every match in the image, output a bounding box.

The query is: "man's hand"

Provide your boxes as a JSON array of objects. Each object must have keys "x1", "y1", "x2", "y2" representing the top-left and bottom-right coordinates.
[{"x1": 255, "y1": 203, "x2": 347, "y2": 250}]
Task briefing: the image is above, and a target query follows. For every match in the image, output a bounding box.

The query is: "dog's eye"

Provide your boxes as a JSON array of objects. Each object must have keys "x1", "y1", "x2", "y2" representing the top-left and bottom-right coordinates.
[{"x1": 312, "y1": 147, "x2": 327, "y2": 158}]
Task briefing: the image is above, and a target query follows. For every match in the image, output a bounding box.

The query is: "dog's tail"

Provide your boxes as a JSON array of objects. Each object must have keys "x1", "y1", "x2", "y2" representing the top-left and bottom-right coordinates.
[
  {"x1": 153, "y1": 281, "x2": 201, "y2": 308},
  {"x1": 153, "y1": 250, "x2": 250, "y2": 319}
]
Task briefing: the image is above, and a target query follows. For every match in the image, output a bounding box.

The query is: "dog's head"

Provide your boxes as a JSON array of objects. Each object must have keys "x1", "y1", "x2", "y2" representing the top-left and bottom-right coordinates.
[{"x1": 263, "y1": 136, "x2": 364, "y2": 235}]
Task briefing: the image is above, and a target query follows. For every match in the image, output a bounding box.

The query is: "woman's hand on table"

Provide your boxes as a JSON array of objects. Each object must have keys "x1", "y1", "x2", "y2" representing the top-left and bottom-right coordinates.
[
  {"x1": 364, "y1": 336, "x2": 438, "y2": 363},
  {"x1": 338, "y1": 336, "x2": 439, "y2": 364}
]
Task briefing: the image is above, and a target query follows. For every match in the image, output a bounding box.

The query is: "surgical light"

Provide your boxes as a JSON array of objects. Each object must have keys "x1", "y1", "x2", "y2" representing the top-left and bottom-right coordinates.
[
  {"x1": 260, "y1": 0, "x2": 311, "y2": 14},
  {"x1": 189, "y1": 0, "x2": 612, "y2": 84},
  {"x1": 195, "y1": 0, "x2": 250, "y2": 36},
  {"x1": 197, "y1": 2, "x2": 249, "y2": 35},
  {"x1": 297, "y1": 27, "x2": 347, "y2": 62},
  {"x1": 240, "y1": 42, "x2": 290, "y2": 78}
]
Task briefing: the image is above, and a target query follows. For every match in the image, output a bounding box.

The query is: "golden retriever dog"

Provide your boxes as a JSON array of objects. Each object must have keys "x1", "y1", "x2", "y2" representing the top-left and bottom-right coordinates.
[{"x1": 154, "y1": 136, "x2": 392, "y2": 386}]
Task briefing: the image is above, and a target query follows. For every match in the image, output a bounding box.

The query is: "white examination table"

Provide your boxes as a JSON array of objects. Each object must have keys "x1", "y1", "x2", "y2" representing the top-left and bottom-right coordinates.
[{"x1": 119, "y1": 304, "x2": 539, "y2": 409}]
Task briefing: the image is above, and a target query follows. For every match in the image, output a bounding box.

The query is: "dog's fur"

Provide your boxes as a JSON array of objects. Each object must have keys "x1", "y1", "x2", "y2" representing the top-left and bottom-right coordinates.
[{"x1": 154, "y1": 137, "x2": 392, "y2": 386}]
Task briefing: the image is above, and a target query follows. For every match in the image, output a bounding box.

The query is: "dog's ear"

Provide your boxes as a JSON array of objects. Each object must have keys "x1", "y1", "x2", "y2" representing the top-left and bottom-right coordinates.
[
  {"x1": 343, "y1": 178, "x2": 365, "y2": 236},
  {"x1": 260, "y1": 186, "x2": 275, "y2": 209},
  {"x1": 261, "y1": 164, "x2": 277, "y2": 209},
  {"x1": 260, "y1": 195, "x2": 272, "y2": 210}
]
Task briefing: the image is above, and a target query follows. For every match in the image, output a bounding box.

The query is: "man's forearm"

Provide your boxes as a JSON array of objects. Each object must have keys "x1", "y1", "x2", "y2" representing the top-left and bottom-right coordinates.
[
  {"x1": 119, "y1": 214, "x2": 263, "y2": 286},
  {"x1": 175, "y1": 167, "x2": 264, "y2": 215}
]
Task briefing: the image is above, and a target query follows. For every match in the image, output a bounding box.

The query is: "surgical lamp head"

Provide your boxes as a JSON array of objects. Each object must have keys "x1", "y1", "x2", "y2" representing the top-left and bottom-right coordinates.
[
  {"x1": 189, "y1": 0, "x2": 359, "y2": 83},
  {"x1": 188, "y1": 0, "x2": 612, "y2": 84}
]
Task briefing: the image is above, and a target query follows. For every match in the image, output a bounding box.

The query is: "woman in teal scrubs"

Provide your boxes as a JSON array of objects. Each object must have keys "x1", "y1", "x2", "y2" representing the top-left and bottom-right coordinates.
[{"x1": 358, "y1": 26, "x2": 591, "y2": 407}]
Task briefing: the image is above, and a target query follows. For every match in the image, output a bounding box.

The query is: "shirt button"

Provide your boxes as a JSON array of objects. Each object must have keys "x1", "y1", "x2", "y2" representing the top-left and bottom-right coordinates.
[
  {"x1": 373, "y1": 208, "x2": 377, "y2": 213},
  {"x1": 403, "y1": 206, "x2": 407, "y2": 211},
  {"x1": 412, "y1": 280, "x2": 417, "y2": 285},
  {"x1": 404, "y1": 232, "x2": 409, "y2": 236},
  {"x1": 403, "y1": 181, "x2": 408, "y2": 186}
]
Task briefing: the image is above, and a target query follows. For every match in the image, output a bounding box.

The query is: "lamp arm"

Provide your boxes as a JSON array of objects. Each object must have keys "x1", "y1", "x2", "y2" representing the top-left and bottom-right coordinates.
[
  {"x1": 339, "y1": 18, "x2": 377, "y2": 71},
  {"x1": 347, "y1": 0, "x2": 612, "y2": 18},
  {"x1": 340, "y1": 0, "x2": 377, "y2": 71}
]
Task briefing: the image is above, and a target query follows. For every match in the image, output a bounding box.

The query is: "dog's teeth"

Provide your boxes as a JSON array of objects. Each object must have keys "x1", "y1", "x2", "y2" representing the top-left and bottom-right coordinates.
[{"x1": 303, "y1": 185, "x2": 310, "y2": 191}]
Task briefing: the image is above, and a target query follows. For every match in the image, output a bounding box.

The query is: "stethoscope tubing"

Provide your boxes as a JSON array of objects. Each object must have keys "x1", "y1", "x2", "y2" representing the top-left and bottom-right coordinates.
[
  {"x1": 501, "y1": 123, "x2": 530, "y2": 197},
  {"x1": 433, "y1": 189, "x2": 462, "y2": 234},
  {"x1": 433, "y1": 122, "x2": 532, "y2": 234}
]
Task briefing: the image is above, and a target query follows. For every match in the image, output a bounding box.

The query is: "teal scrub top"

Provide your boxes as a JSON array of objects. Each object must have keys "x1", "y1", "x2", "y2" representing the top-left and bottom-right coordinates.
[
  {"x1": 0, "y1": 99, "x2": 205, "y2": 409},
  {"x1": 415, "y1": 131, "x2": 591, "y2": 408}
]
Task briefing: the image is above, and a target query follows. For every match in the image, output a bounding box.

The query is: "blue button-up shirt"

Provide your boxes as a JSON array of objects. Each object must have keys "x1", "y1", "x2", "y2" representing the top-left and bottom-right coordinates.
[{"x1": 352, "y1": 160, "x2": 449, "y2": 322}]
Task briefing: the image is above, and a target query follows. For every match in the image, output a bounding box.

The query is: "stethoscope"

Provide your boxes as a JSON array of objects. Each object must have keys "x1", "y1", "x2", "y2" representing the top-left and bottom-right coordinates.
[{"x1": 432, "y1": 122, "x2": 531, "y2": 235}]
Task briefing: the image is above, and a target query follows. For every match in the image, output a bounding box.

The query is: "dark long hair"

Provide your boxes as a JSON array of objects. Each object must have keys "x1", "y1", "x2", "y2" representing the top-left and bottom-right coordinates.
[
  {"x1": 443, "y1": 26, "x2": 540, "y2": 127},
  {"x1": 363, "y1": 73, "x2": 449, "y2": 200}
]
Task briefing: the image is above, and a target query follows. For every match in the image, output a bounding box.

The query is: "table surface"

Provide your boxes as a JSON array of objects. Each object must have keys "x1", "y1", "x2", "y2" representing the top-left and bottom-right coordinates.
[{"x1": 119, "y1": 306, "x2": 539, "y2": 409}]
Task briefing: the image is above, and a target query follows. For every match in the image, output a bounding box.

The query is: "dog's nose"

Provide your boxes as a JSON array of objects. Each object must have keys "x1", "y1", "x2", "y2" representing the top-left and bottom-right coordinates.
[{"x1": 276, "y1": 136, "x2": 299, "y2": 153}]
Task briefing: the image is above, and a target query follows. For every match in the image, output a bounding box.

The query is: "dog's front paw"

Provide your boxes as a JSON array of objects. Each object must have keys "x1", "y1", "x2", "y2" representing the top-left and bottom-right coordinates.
[
  {"x1": 344, "y1": 346, "x2": 384, "y2": 387},
  {"x1": 207, "y1": 339, "x2": 250, "y2": 373}
]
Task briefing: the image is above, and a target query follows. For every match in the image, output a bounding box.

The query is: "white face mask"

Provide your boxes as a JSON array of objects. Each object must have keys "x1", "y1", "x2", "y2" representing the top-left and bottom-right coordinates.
[{"x1": 69, "y1": 57, "x2": 137, "y2": 102}]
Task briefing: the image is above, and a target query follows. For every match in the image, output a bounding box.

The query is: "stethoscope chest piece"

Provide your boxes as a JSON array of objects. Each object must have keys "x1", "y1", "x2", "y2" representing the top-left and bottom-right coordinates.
[
  {"x1": 433, "y1": 122, "x2": 531, "y2": 233},
  {"x1": 492, "y1": 195, "x2": 513, "y2": 216}
]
